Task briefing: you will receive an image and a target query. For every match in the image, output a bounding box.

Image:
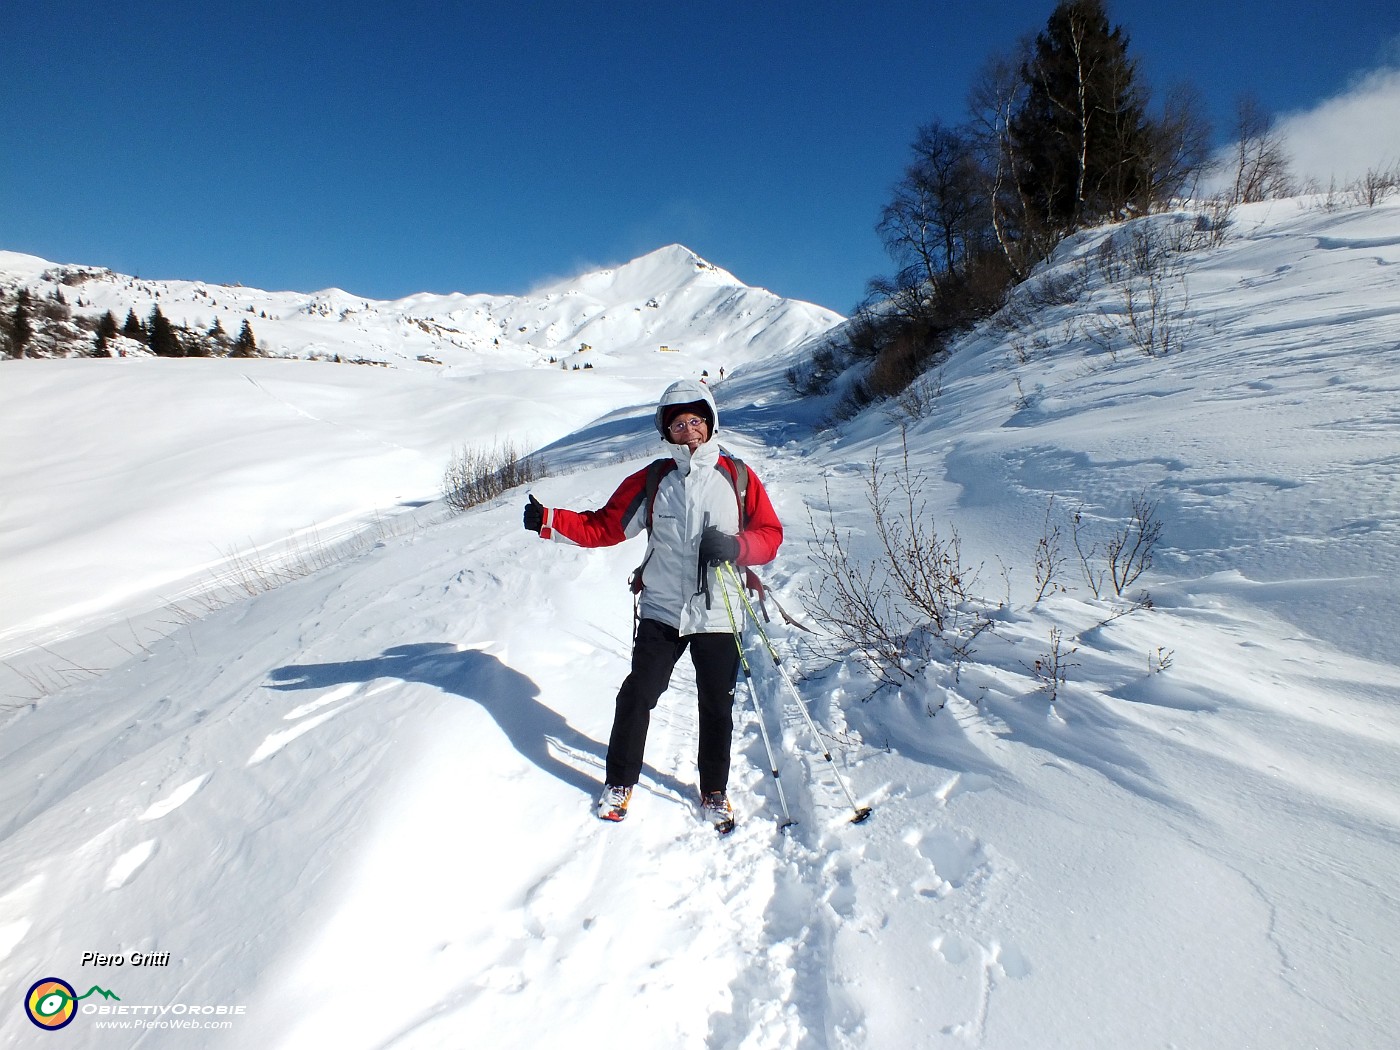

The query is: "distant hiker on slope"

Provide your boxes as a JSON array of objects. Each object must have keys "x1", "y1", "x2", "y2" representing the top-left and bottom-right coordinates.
[{"x1": 522, "y1": 379, "x2": 783, "y2": 830}]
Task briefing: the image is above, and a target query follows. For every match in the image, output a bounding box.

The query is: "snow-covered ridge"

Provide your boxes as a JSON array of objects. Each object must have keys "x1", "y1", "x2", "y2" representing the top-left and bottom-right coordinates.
[{"x1": 0, "y1": 244, "x2": 842, "y2": 372}]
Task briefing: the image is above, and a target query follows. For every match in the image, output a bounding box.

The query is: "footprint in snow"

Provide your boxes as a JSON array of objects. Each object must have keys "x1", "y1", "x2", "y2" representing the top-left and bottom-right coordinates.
[
  {"x1": 992, "y1": 939, "x2": 1032, "y2": 979},
  {"x1": 906, "y1": 826, "x2": 987, "y2": 893}
]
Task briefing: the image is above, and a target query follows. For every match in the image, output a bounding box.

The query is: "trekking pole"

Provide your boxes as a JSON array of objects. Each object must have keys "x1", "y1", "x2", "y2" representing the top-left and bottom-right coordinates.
[
  {"x1": 722, "y1": 563, "x2": 873, "y2": 824},
  {"x1": 719, "y1": 564, "x2": 797, "y2": 830}
]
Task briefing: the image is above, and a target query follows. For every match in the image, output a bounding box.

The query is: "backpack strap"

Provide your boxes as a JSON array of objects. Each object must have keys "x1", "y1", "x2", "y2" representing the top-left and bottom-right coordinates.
[
  {"x1": 631, "y1": 449, "x2": 806, "y2": 628},
  {"x1": 631, "y1": 451, "x2": 749, "y2": 594},
  {"x1": 640, "y1": 452, "x2": 748, "y2": 532},
  {"x1": 716, "y1": 448, "x2": 749, "y2": 531},
  {"x1": 631, "y1": 459, "x2": 674, "y2": 595},
  {"x1": 642, "y1": 458, "x2": 676, "y2": 534}
]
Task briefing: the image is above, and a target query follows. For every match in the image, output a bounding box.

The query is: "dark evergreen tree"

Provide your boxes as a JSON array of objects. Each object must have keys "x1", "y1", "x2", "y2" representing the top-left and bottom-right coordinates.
[
  {"x1": 202, "y1": 317, "x2": 228, "y2": 356},
  {"x1": 1009, "y1": 0, "x2": 1152, "y2": 232},
  {"x1": 10, "y1": 289, "x2": 33, "y2": 357},
  {"x1": 122, "y1": 308, "x2": 145, "y2": 343},
  {"x1": 231, "y1": 318, "x2": 257, "y2": 358},
  {"x1": 96, "y1": 310, "x2": 119, "y2": 354},
  {"x1": 147, "y1": 306, "x2": 183, "y2": 357},
  {"x1": 182, "y1": 322, "x2": 211, "y2": 357}
]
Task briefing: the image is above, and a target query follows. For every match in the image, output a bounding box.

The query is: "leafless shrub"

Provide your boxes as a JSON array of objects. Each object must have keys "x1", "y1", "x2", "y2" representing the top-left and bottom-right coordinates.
[
  {"x1": 1029, "y1": 626, "x2": 1078, "y2": 702},
  {"x1": 1071, "y1": 504, "x2": 1108, "y2": 599},
  {"x1": 1188, "y1": 194, "x2": 1235, "y2": 249},
  {"x1": 1087, "y1": 591, "x2": 1155, "y2": 633},
  {"x1": 1102, "y1": 222, "x2": 1189, "y2": 280},
  {"x1": 443, "y1": 440, "x2": 546, "y2": 513},
  {"x1": 884, "y1": 369, "x2": 945, "y2": 422},
  {"x1": 1118, "y1": 268, "x2": 1191, "y2": 357},
  {"x1": 990, "y1": 256, "x2": 1092, "y2": 336},
  {"x1": 1007, "y1": 327, "x2": 1061, "y2": 365},
  {"x1": 869, "y1": 439, "x2": 976, "y2": 636},
  {"x1": 1033, "y1": 495, "x2": 1067, "y2": 603},
  {"x1": 1106, "y1": 491, "x2": 1164, "y2": 594},
  {"x1": 1068, "y1": 490, "x2": 1164, "y2": 600},
  {"x1": 1229, "y1": 95, "x2": 1295, "y2": 203},
  {"x1": 802, "y1": 431, "x2": 992, "y2": 690},
  {"x1": 1335, "y1": 162, "x2": 1400, "y2": 208},
  {"x1": 804, "y1": 487, "x2": 912, "y2": 689},
  {"x1": 1025, "y1": 260, "x2": 1093, "y2": 309},
  {"x1": 1148, "y1": 647, "x2": 1174, "y2": 674},
  {"x1": 1090, "y1": 223, "x2": 1193, "y2": 357}
]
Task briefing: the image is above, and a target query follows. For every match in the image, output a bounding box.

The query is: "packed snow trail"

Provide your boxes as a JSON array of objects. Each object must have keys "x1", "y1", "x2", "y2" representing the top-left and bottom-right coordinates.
[
  {"x1": 0, "y1": 413, "x2": 860, "y2": 1049},
  {"x1": 239, "y1": 469, "x2": 837, "y2": 1050}
]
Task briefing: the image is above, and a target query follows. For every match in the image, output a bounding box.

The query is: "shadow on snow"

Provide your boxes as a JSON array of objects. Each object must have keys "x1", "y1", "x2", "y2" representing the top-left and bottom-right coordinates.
[{"x1": 263, "y1": 642, "x2": 688, "y2": 801}]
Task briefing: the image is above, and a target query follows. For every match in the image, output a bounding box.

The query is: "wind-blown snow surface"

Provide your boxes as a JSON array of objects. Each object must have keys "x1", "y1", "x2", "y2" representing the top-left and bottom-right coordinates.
[{"x1": 3, "y1": 200, "x2": 1400, "y2": 1049}]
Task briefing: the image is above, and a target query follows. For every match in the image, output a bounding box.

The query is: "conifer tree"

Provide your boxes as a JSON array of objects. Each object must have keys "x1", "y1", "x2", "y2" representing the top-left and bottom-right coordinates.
[
  {"x1": 1010, "y1": 0, "x2": 1151, "y2": 232},
  {"x1": 201, "y1": 317, "x2": 227, "y2": 356},
  {"x1": 122, "y1": 308, "x2": 145, "y2": 343},
  {"x1": 10, "y1": 289, "x2": 33, "y2": 357},
  {"x1": 232, "y1": 319, "x2": 258, "y2": 358},
  {"x1": 147, "y1": 305, "x2": 182, "y2": 357},
  {"x1": 182, "y1": 321, "x2": 211, "y2": 357},
  {"x1": 96, "y1": 310, "x2": 119, "y2": 354}
]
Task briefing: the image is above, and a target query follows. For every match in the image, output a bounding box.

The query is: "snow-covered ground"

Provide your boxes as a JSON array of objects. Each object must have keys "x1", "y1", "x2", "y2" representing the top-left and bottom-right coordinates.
[
  {"x1": 0, "y1": 246, "x2": 839, "y2": 697},
  {"x1": 2, "y1": 198, "x2": 1399, "y2": 1049}
]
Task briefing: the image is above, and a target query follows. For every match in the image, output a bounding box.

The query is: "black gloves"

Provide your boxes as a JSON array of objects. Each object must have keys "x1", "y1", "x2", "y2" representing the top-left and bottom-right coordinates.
[
  {"x1": 523, "y1": 494, "x2": 545, "y2": 533},
  {"x1": 699, "y1": 525, "x2": 740, "y2": 566}
]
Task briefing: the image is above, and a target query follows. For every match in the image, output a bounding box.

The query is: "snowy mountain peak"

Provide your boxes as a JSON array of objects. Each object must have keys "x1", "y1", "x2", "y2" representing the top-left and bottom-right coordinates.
[
  {"x1": 636, "y1": 242, "x2": 706, "y2": 267},
  {"x1": 0, "y1": 244, "x2": 843, "y2": 371},
  {"x1": 627, "y1": 243, "x2": 729, "y2": 279},
  {"x1": 536, "y1": 243, "x2": 740, "y2": 302}
]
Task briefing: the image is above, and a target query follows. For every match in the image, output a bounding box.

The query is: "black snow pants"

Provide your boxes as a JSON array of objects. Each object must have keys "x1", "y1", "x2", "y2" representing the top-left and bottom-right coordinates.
[{"x1": 605, "y1": 617, "x2": 740, "y2": 794}]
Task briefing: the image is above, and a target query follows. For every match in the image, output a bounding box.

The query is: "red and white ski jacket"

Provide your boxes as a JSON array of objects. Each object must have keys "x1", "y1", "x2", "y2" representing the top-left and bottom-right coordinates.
[{"x1": 536, "y1": 436, "x2": 783, "y2": 636}]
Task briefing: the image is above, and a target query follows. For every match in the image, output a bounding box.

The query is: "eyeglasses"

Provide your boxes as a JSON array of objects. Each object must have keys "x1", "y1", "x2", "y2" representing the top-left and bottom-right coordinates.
[{"x1": 668, "y1": 416, "x2": 708, "y2": 435}]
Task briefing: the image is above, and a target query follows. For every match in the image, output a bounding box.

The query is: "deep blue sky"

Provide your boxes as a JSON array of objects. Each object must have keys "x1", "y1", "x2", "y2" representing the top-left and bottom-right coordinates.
[{"x1": 4, "y1": 1, "x2": 1397, "y2": 313}]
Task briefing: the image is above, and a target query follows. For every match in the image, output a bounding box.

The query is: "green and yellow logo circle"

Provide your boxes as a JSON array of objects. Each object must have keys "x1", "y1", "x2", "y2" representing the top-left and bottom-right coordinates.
[{"x1": 25, "y1": 977, "x2": 78, "y2": 1030}]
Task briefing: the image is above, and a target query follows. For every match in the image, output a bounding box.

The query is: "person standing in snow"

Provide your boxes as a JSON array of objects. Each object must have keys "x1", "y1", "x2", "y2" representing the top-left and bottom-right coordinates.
[{"x1": 522, "y1": 379, "x2": 783, "y2": 829}]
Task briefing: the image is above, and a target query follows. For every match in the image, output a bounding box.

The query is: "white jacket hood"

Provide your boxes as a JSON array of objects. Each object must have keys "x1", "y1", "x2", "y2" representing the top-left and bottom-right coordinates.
[{"x1": 653, "y1": 379, "x2": 719, "y2": 439}]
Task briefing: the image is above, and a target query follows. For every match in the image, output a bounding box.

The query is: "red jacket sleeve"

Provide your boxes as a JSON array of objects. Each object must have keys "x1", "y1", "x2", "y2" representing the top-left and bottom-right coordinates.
[
  {"x1": 540, "y1": 466, "x2": 650, "y2": 548},
  {"x1": 737, "y1": 470, "x2": 783, "y2": 567}
]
